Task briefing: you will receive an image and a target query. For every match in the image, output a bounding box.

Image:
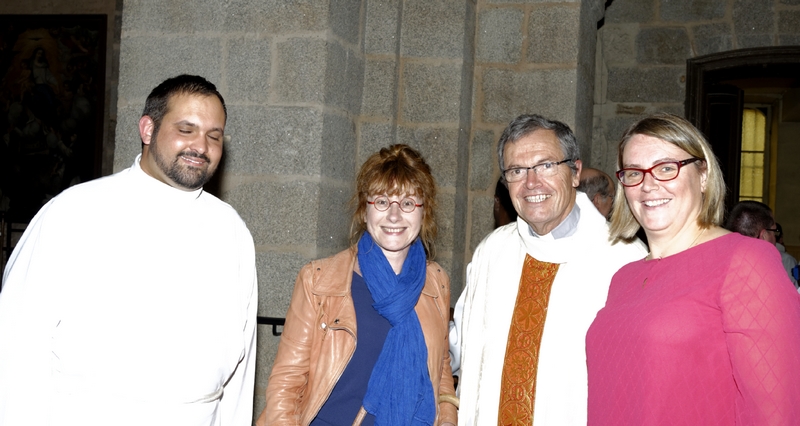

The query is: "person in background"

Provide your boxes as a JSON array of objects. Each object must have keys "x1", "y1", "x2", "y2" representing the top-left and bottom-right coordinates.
[
  {"x1": 0, "y1": 75, "x2": 257, "y2": 425},
  {"x1": 725, "y1": 200, "x2": 779, "y2": 244},
  {"x1": 451, "y1": 114, "x2": 646, "y2": 426},
  {"x1": 577, "y1": 167, "x2": 615, "y2": 219},
  {"x1": 775, "y1": 223, "x2": 799, "y2": 288},
  {"x1": 587, "y1": 113, "x2": 800, "y2": 425},
  {"x1": 726, "y1": 200, "x2": 798, "y2": 287},
  {"x1": 258, "y1": 144, "x2": 457, "y2": 426},
  {"x1": 493, "y1": 178, "x2": 518, "y2": 228}
]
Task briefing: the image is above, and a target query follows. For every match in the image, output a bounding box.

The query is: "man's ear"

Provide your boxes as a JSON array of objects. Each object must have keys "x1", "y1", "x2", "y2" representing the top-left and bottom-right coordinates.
[
  {"x1": 139, "y1": 116, "x2": 155, "y2": 146},
  {"x1": 592, "y1": 193, "x2": 603, "y2": 209},
  {"x1": 572, "y1": 159, "x2": 583, "y2": 187}
]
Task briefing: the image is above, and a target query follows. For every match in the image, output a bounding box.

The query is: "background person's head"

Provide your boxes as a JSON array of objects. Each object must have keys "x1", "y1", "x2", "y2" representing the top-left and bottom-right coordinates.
[
  {"x1": 726, "y1": 200, "x2": 777, "y2": 245},
  {"x1": 493, "y1": 178, "x2": 518, "y2": 228},
  {"x1": 139, "y1": 75, "x2": 227, "y2": 191},
  {"x1": 350, "y1": 144, "x2": 438, "y2": 259},
  {"x1": 609, "y1": 113, "x2": 725, "y2": 242},
  {"x1": 497, "y1": 114, "x2": 582, "y2": 235},
  {"x1": 577, "y1": 167, "x2": 615, "y2": 219}
]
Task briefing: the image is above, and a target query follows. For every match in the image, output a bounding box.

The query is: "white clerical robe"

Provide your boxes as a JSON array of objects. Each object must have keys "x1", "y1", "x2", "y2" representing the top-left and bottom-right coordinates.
[
  {"x1": 0, "y1": 155, "x2": 257, "y2": 426},
  {"x1": 452, "y1": 192, "x2": 646, "y2": 426}
]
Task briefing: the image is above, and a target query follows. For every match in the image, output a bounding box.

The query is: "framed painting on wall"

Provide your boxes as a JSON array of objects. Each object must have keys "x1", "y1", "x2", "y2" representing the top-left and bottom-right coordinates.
[
  {"x1": 0, "y1": 14, "x2": 107, "y2": 277},
  {"x1": 0, "y1": 14, "x2": 107, "y2": 222}
]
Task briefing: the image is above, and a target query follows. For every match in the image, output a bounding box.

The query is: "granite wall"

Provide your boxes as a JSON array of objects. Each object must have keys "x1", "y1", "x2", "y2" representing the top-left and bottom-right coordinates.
[
  {"x1": 593, "y1": 0, "x2": 800, "y2": 251},
  {"x1": 0, "y1": 0, "x2": 607, "y2": 418},
  {"x1": 593, "y1": 0, "x2": 800, "y2": 172},
  {"x1": 466, "y1": 0, "x2": 604, "y2": 256},
  {"x1": 11, "y1": 0, "x2": 798, "y2": 421}
]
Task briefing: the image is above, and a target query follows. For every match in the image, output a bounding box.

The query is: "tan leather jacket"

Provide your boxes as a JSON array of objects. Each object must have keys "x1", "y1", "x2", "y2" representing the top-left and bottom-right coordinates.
[{"x1": 256, "y1": 247, "x2": 458, "y2": 426}]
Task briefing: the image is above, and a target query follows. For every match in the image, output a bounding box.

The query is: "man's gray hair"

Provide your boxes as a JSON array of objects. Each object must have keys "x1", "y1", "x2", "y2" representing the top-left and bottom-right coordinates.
[{"x1": 497, "y1": 114, "x2": 580, "y2": 174}]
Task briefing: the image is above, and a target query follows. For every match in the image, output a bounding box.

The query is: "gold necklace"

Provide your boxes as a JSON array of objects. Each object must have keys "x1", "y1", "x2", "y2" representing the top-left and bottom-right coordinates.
[
  {"x1": 645, "y1": 227, "x2": 707, "y2": 262},
  {"x1": 643, "y1": 228, "x2": 708, "y2": 287}
]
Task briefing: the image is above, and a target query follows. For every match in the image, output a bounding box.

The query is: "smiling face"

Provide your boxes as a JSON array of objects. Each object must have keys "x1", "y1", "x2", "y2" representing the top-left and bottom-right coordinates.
[
  {"x1": 139, "y1": 93, "x2": 226, "y2": 191},
  {"x1": 365, "y1": 193, "x2": 423, "y2": 272},
  {"x1": 503, "y1": 129, "x2": 581, "y2": 235},
  {"x1": 622, "y1": 134, "x2": 707, "y2": 240}
]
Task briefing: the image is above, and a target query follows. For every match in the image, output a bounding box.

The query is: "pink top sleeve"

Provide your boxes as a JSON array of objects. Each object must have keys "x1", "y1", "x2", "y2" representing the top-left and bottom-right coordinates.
[{"x1": 720, "y1": 241, "x2": 800, "y2": 424}]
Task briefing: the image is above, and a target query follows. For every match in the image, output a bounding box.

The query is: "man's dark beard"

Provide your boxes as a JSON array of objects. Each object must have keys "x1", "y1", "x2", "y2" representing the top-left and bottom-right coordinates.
[{"x1": 151, "y1": 134, "x2": 215, "y2": 190}]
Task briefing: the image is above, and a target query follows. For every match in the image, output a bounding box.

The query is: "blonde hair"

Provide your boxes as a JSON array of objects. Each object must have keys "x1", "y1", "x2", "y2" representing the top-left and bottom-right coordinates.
[
  {"x1": 609, "y1": 113, "x2": 726, "y2": 243},
  {"x1": 349, "y1": 144, "x2": 438, "y2": 258}
]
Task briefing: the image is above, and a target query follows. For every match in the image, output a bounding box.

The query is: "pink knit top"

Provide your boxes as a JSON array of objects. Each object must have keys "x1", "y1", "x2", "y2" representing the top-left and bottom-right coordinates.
[{"x1": 587, "y1": 233, "x2": 800, "y2": 425}]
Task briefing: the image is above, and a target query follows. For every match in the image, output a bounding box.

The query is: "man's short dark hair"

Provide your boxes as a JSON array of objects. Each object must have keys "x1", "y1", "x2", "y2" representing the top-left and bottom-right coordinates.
[
  {"x1": 496, "y1": 114, "x2": 580, "y2": 175},
  {"x1": 725, "y1": 200, "x2": 774, "y2": 238},
  {"x1": 141, "y1": 75, "x2": 227, "y2": 136}
]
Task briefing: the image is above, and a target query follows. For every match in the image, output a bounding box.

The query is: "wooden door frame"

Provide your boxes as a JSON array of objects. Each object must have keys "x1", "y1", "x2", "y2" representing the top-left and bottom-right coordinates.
[
  {"x1": 686, "y1": 46, "x2": 800, "y2": 126},
  {"x1": 685, "y1": 46, "x2": 800, "y2": 214}
]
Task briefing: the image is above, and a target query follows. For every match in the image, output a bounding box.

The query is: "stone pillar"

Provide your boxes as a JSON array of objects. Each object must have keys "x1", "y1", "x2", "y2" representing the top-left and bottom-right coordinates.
[
  {"x1": 360, "y1": 0, "x2": 475, "y2": 304},
  {"x1": 116, "y1": 0, "x2": 605, "y2": 419},
  {"x1": 467, "y1": 0, "x2": 606, "y2": 263},
  {"x1": 117, "y1": 0, "x2": 480, "y2": 417},
  {"x1": 116, "y1": 0, "x2": 364, "y2": 416}
]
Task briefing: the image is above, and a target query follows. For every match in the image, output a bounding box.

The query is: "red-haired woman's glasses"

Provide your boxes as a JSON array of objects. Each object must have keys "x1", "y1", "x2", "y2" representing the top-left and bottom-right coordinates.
[{"x1": 368, "y1": 196, "x2": 423, "y2": 213}]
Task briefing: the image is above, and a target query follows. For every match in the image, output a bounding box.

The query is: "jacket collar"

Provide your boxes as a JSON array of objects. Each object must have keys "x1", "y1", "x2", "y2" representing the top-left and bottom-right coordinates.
[{"x1": 312, "y1": 246, "x2": 439, "y2": 299}]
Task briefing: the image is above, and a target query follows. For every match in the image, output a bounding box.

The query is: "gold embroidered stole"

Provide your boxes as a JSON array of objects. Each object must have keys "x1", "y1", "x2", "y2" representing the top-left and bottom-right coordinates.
[{"x1": 497, "y1": 254, "x2": 559, "y2": 426}]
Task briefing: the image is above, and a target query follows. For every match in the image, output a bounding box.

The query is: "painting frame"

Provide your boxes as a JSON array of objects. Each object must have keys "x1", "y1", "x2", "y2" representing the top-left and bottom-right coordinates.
[{"x1": 0, "y1": 14, "x2": 107, "y2": 225}]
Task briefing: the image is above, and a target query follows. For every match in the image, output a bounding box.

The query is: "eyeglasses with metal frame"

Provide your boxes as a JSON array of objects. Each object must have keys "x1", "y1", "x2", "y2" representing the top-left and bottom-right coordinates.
[
  {"x1": 502, "y1": 158, "x2": 574, "y2": 183},
  {"x1": 367, "y1": 196, "x2": 424, "y2": 213},
  {"x1": 616, "y1": 158, "x2": 702, "y2": 187}
]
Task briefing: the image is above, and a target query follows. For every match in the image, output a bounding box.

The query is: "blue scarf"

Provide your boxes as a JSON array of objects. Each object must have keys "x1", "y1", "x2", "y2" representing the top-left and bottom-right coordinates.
[{"x1": 357, "y1": 232, "x2": 435, "y2": 426}]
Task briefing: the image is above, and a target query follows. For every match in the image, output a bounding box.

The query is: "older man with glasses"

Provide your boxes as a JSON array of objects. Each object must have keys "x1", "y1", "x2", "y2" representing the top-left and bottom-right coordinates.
[{"x1": 450, "y1": 114, "x2": 647, "y2": 426}]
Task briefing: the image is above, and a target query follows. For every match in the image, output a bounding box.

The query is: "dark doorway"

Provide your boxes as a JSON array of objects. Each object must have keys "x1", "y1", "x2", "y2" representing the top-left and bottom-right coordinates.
[
  {"x1": 685, "y1": 46, "x2": 800, "y2": 257},
  {"x1": 686, "y1": 46, "x2": 800, "y2": 212}
]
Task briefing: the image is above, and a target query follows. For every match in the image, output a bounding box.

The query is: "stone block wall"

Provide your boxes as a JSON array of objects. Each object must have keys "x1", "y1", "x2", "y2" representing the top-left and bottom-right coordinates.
[
  {"x1": 141, "y1": 0, "x2": 603, "y2": 414},
  {"x1": 116, "y1": 0, "x2": 479, "y2": 416},
  {"x1": 359, "y1": 1, "x2": 474, "y2": 300},
  {"x1": 466, "y1": 0, "x2": 604, "y2": 256},
  {"x1": 116, "y1": 0, "x2": 367, "y2": 416},
  {"x1": 593, "y1": 0, "x2": 800, "y2": 175},
  {"x1": 129, "y1": 0, "x2": 600, "y2": 417}
]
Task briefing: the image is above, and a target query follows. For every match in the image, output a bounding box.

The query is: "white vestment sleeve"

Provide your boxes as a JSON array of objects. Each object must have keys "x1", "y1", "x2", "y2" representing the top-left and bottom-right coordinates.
[
  {"x1": 449, "y1": 263, "x2": 470, "y2": 378},
  {"x1": 0, "y1": 201, "x2": 61, "y2": 426},
  {"x1": 218, "y1": 262, "x2": 257, "y2": 425}
]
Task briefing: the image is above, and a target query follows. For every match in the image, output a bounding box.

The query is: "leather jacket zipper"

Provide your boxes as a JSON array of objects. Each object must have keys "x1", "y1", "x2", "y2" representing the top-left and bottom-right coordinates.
[{"x1": 306, "y1": 323, "x2": 357, "y2": 423}]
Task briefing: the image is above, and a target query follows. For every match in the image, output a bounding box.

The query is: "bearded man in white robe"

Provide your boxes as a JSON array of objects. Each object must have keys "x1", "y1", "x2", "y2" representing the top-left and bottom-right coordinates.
[{"x1": 0, "y1": 75, "x2": 257, "y2": 426}]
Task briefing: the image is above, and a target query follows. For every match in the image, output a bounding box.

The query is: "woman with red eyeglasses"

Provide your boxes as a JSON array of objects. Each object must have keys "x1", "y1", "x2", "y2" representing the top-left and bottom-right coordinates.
[{"x1": 586, "y1": 113, "x2": 800, "y2": 425}]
